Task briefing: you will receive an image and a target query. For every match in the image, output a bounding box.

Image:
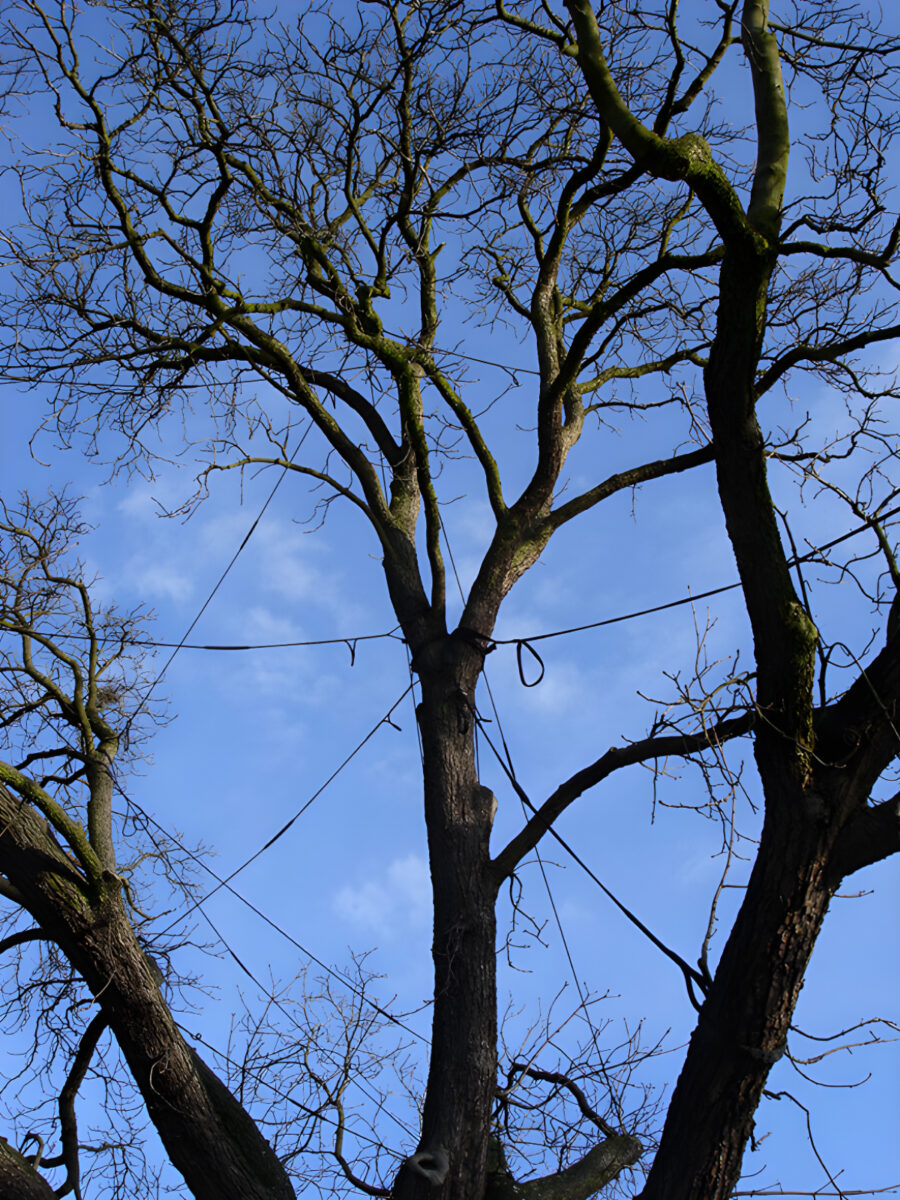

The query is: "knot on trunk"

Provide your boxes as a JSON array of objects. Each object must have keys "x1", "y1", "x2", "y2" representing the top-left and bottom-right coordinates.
[{"x1": 406, "y1": 1145, "x2": 449, "y2": 1186}]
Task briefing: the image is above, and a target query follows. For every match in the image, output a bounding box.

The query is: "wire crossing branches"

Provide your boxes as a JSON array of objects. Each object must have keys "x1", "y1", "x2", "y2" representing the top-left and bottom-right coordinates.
[{"x1": 1, "y1": 1, "x2": 900, "y2": 1197}]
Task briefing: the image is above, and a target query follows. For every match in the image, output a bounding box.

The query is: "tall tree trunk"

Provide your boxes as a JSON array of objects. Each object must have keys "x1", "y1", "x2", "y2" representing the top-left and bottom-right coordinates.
[
  {"x1": 641, "y1": 249, "x2": 829, "y2": 1200},
  {"x1": 393, "y1": 644, "x2": 499, "y2": 1199}
]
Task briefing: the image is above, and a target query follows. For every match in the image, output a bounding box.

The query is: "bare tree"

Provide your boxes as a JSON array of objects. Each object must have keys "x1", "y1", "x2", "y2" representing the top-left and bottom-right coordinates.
[
  {"x1": 0, "y1": 493, "x2": 299, "y2": 1199},
  {"x1": 0, "y1": 0, "x2": 899, "y2": 1197}
]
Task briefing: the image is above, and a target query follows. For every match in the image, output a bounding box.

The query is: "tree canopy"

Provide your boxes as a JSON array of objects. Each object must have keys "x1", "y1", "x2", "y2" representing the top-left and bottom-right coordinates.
[{"x1": 0, "y1": 0, "x2": 899, "y2": 1197}]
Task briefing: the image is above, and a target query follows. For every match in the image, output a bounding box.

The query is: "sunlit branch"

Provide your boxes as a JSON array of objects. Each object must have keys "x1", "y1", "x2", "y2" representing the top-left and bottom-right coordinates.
[
  {"x1": 545, "y1": 443, "x2": 713, "y2": 532},
  {"x1": 0, "y1": 763, "x2": 100, "y2": 886}
]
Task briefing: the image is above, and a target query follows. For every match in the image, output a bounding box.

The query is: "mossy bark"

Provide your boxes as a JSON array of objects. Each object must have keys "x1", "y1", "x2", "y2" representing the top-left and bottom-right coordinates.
[{"x1": 0, "y1": 784, "x2": 295, "y2": 1200}]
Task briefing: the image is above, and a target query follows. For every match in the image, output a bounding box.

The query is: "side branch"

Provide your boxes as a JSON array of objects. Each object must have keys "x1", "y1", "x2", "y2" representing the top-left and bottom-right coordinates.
[
  {"x1": 828, "y1": 793, "x2": 900, "y2": 882},
  {"x1": 492, "y1": 713, "x2": 754, "y2": 879},
  {"x1": 815, "y1": 633, "x2": 900, "y2": 795},
  {"x1": 488, "y1": 1134, "x2": 642, "y2": 1200},
  {"x1": 521, "y1": 1138, "x2": 642, "y2": 1200},
  {"x1": 564, "y1": 0, "x2": 751, "y2": 242},
  {"x1": 419, "y1": 363, "x2": 507, "y2": 519},
  {"x1": 551, "y1": 248, "x2": 725, "y2": 408},
  {"x1": 0, "y1": 928, "x2": 48, "y2": 955},
  {"x1": 487, "y1": 1063, "x2": 643, "y2": 1200},
  {"x1": 755, "y1": 321, "x2": 900, "y2": 398},
  {"x1": 502, "y1": 1064, "x2": 616, "y2": 1136},
  {"x1": 294, "y1": 369, "x2": 403, "y2": 466},
  {"x1": 778, "y1": 210, "x2": 900, "y2": 266},
  {"x1": 546, "y1": 444, "x2": 714, "y2": 531},
  {"x1": 203, "y1": 457, "x2": 374, "y2": 522},
  {"x1": 42, "y1": 1010, "x2": 108, "y2": 1200}
]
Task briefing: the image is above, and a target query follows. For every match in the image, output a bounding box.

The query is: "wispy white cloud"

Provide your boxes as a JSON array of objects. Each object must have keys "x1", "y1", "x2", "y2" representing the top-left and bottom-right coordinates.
[
  {"x1": 243, "y1": 605, "x2": 305, "y2": 642},
  {"x1": 115, "y1": 476, "x2": 192, "y2": 522},
  {"x1": 253, "y1": 523, "x2": 341, "y2": 603},
  {"x1": 128, "y1": 561, "x2": 195, "y2": 603},
  {"x1": 333, "y1": 853, "x2": 431, "y2": 937}
]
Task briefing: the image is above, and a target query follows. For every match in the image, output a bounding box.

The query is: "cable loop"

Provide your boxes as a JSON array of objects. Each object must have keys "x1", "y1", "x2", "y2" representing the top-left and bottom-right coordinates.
[{"x1": 515, "y1": 639, "x2": 545, "y2": 688}]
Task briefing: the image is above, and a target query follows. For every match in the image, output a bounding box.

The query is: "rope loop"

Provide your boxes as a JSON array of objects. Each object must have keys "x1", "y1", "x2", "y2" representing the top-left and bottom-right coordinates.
[{"x1": 515, "y1": 639, "x2": 545, "y2": 688}]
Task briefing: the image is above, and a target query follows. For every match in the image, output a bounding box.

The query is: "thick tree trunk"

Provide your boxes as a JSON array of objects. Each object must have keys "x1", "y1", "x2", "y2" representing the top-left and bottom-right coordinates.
[
  {"x1": 393, "y1": 644, "x2": 499, "y2": 1200},
  {"x1": 0, "y1": 785, "x2": 295, "y2": 1200},
  {"x1": 640, "y1": 795, "x2": 838, "y2": 1200},
  {"x1": 640, "y1": 248, "x2": 833, "y2": 1200},
  {"x1": 78, "y1": 923, "x2": 295, "y2": 1200},
  {"x1": 0, "y1": 1138, "x2": 56, "y2": 1199}
]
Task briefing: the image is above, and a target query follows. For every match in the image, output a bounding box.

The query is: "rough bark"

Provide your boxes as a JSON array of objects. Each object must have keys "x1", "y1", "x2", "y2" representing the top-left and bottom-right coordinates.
[
  {"x1": 639, "y1": 801, "x2": 838, "y2": 1200},
  {"x1": 0, "y1": 1138, "x2": 56, "y2": 1200}
]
